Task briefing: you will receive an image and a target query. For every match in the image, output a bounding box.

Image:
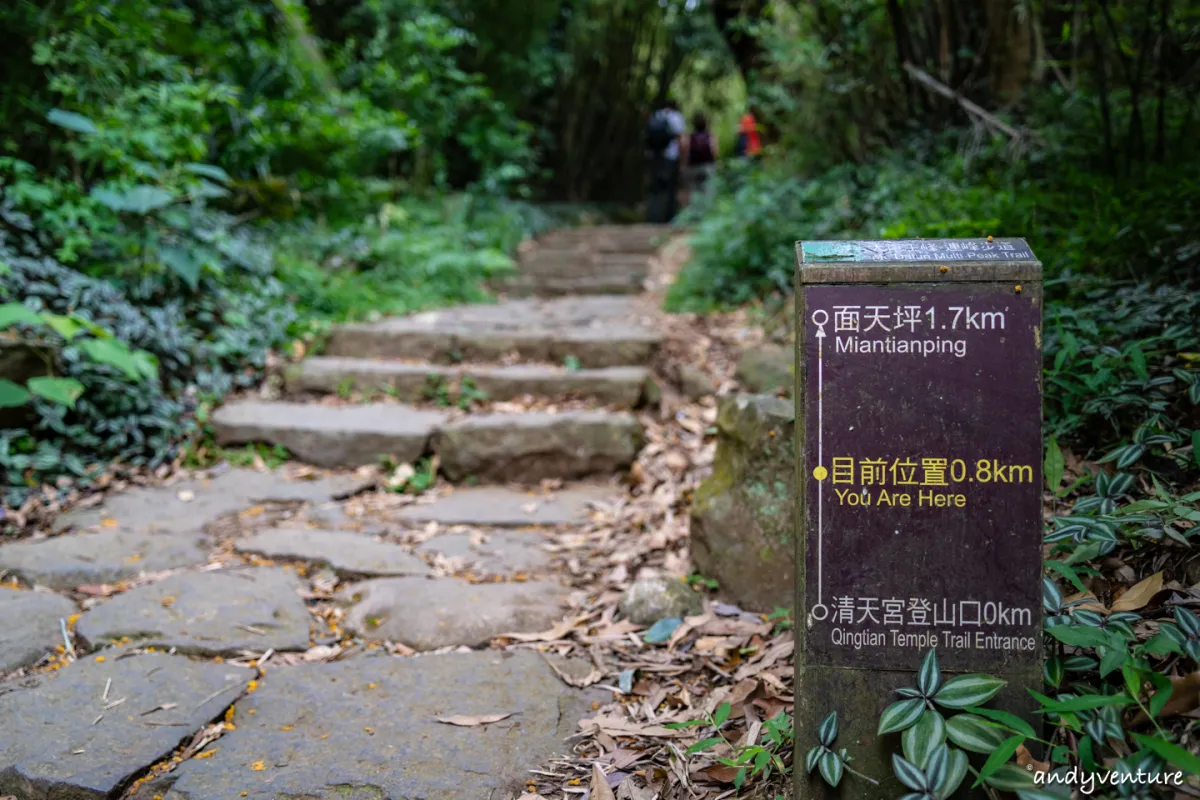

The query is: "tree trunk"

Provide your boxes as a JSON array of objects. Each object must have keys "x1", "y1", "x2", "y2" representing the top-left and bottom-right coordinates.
[
  {"x1": 711, "y1": 0, "x2": 769, "y2": 84},
  {"x1": 987, "y1": 0, "x2": 1034, "y2": 104}
]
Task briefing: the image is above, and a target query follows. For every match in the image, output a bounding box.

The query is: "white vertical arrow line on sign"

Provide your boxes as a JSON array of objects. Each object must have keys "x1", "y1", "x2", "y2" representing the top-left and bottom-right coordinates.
[{"x1": 816, "y1": 324, "x2": 826, "y2": 604}]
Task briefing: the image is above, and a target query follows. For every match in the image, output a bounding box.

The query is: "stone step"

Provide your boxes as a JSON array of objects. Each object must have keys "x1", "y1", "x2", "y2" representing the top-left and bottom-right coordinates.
[
  {"x1": 212, "y1": 401, "x2": 446, "y2": 468},
  {"x1": 517, "y1": 250, "x2": 650, "y2": 274},
  {"x1": 212, "y1": 401, "x2": 643, "y2": 480},
  {"x1": 288, "y1": 356, "x2": 651, "y2": 407},
  {"x1": 323, "y1": 295, "x2": 660, "y2": 368},
  {"x1": 534, "y1": 225, "x2": 670, "y2": 252},
  {"x1": 436, "y1": 409, "x2": 642, "y2": 483},
  {"x1": 393, "y1": 484, "x2": 615, "y2": 527},
  {"x1": 502, "y1": 273, "x2": 645, "y2": 297}
]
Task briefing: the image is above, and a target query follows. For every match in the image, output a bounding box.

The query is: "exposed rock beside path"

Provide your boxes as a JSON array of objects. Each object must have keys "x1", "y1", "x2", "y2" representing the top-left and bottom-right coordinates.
[{"x1": 690, "y1": 393, "x2": 795, "y2": 610}]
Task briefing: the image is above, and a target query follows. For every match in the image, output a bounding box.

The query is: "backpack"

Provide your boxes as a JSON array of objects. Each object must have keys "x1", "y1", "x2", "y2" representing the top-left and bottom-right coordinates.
[
  {"x1": 689, "y1": 131, "x2": 714, "y2": 164},
  {"x1": 646, "y1": 111, "x2": 674, "y2": 152}
]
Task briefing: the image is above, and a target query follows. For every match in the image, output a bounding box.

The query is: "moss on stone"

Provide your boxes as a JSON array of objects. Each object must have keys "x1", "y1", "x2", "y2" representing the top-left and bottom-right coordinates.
[{"x1": 690, "y1": 393, "x2": 795, "y2": 611}]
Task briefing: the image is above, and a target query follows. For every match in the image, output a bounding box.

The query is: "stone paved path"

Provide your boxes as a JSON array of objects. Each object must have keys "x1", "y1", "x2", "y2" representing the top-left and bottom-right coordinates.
[{"x1": 0, "y1": 224, "x2": 668, "y2": 799}]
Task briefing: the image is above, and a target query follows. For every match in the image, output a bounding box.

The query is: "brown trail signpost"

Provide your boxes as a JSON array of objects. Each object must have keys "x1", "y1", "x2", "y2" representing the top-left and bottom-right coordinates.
[{"x1": 793, "y1": 239, "x2": 1043, "y2": 798}]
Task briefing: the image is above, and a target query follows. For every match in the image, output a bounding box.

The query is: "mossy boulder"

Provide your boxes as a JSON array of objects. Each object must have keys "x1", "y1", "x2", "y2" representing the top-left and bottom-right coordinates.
[
  {"x1": 618, "y1": 576, "x2": 705, "y2": 625},
  {"x1": 734, "y1": 344, "x2": 793, "y2": 396},
  {"x1": 690, "y1": 393, "x2": 794, "y2": 612}
]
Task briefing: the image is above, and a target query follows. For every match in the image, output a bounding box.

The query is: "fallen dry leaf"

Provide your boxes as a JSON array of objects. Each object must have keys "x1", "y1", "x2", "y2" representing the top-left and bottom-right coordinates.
[
  {"x1": 1016, "y1": 744, "x2": 1049, "y2": 773},
  {"x1": 1111, "y1": 571, "x2": 1164, "y2": 612},
  {"x1": 601, "y1": 749, "x2": 646, "y2": 771},
  {"x1": 541, "y1": 653, "x2": 603, "y2": 688},
  {"x1": 591, "y1": 763, "x2": 617, "y2": 800},
  {"x1": 580, "y1": 712, "x2": 689, "y2": 739},
  {"x1": 701, "y1": 763, "x2": 741, "y2": 783},
  {"x1": 501, "y1": 614, "x2": 589, "y2": 643},
  {"x1": 733, "y1": 637, "x2": 794, "y2": 681},
  {"x1": 435, "y1": 712, "x2": 513, "y2": 727}
]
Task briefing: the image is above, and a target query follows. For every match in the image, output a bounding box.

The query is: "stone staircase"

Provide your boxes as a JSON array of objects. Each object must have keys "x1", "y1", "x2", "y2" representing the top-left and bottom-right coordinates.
[
  {"x1": 0, "y1": 224, "x2": 675, "y2": 800},
  {"x1": 500, "y1": 224, "x2": 666, "y2": 297},
  {"x1": 211, "y1": 226, "x2": 670, "y2": 484}
]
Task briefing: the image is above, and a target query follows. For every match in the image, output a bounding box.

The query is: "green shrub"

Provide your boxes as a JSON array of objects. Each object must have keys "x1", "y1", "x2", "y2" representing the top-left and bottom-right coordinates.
[
  {"x1": 273, "y1": 194, "x2": 548, "y2": 322},
  {"x1": 0, "y1": 220, "x2": 296, "y2": 505},
  {"x1": 669, "y1": 127, "x2": 1200, "y2": 313}
]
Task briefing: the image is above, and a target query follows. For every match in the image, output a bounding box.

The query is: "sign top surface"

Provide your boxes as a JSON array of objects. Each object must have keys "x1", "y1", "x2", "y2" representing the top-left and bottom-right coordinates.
[{"x1": 799, "y1": 238, "x2": 1037, "y2": 264}]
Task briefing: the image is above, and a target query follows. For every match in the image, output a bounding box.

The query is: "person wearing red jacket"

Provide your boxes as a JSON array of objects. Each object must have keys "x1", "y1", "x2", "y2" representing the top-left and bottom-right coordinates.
[{"x1": 733, "y1": 112, "x2": 763, "y2": 159}]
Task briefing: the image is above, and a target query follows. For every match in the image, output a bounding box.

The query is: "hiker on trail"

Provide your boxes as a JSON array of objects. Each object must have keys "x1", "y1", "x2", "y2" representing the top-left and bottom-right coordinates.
[
  {"x1": 645, "y1": 98, "x2": 686, "y2": 223},
  {"x1": 683, "y1": 112, "x2": 717, "y2": 203},
  {"x1": 733, "y1": 111, "x2": 762, "y2": 160}
]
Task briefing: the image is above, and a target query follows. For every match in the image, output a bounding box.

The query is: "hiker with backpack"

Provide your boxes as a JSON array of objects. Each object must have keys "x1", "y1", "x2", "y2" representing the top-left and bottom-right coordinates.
[
  {"x1": 644, "y1": 98, "x2": 686, "y2": 223},
  {"x1": 683, "y1": 112, "x2": 717, "y2": 204}
]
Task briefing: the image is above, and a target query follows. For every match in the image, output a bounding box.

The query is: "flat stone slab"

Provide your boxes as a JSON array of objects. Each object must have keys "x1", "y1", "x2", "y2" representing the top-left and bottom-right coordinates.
[
  {"x1": 416, "y1": 529, "x2": 552, "y2": 575},
  {"x1": 0, "y1": 652, "x2": 252, "y2": 799},
  {"x1": 0, "y1": 529, "x2": 210, "y2": 591},
  {"x1": 323, "y1": 295, "x2": 661, "y2": 368},
  {"x1": 518, "y1": 250, "x2": 651, "y2": 274},
  {"x1": 159, "y1": 651, "x2": 597, "y2": 800},
  {"x1": 18, "y1": 467, "x2": 369, "y2": 590},
  {"x1": 289, "y1": 357, "x2": 649, "y2": 406},
  {"x1": 394, "y1": 484, "x2": 614, "y2": 526},
  {"x1": 57, "y1": 468, "x2": 372, "y2": 536},
  {"x1": 503, "y1": 273, "x2": 646, "y2": 297},
  {"x1": 339, "y1": 577, "x2": 566, "y2": 649},
  {"x1": 0, "y1": 588, "x2": 77, "y2": 672},
  {"x1": 235, "y1": 528, "x2": 431, "y2": 577},
  {"x1": 75, "y1": 568, "x2": 310, "y2": 656},
  {"x1": 534, "y1": 225, "x2": 669, "y2": 253},
  {"x1": 436, "y1": 409, "x2": 643, "y2": 483},
  {"x1": 212, "y1": 402, "x2": 445, "y2": 468},
  {"x1": 469, "y1": 364, "x2": 648, "y2": 405}
]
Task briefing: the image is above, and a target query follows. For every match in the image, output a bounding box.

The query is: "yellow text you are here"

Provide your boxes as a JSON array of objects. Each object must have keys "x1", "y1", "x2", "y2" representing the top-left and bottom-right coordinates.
[{"x1": 834, "y1": 487, "x2": 967, "y2": 508}]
